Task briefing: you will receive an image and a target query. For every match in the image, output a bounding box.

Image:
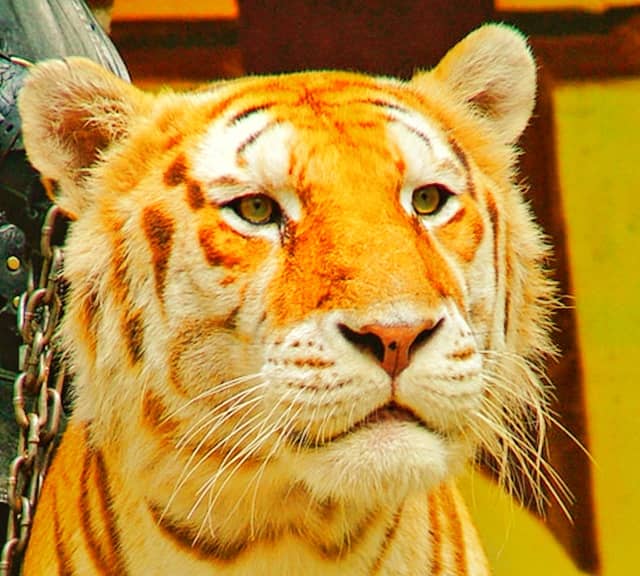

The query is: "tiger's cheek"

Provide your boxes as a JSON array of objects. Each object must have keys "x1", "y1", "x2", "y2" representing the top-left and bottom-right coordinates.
[
  {"x1": 195, "y1": 208, "x2": 272, "y2": 285},
  {"x1": 433, "y1": 196, "x2": 485, "y2": 264}
]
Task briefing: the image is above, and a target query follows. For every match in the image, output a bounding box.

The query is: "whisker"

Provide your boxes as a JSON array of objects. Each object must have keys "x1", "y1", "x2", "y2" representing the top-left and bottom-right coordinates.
[
  {"x1": 165, "y1": 373, "x2": 264, "y2": 419},
  {"x1": 163, "y1": 395, "x2": 266, "y2": 518}
]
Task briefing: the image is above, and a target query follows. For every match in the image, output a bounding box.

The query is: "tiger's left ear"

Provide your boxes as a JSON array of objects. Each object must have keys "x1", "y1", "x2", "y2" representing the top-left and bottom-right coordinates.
[{"x1": 412, "y1": 24, "x2": 536, "y2": 144}]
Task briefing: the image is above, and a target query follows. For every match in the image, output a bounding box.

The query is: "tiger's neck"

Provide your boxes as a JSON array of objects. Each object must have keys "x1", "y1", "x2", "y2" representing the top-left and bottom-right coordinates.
[{"x1": 80, "y1": 417, "x2": 489, "y2": 575}]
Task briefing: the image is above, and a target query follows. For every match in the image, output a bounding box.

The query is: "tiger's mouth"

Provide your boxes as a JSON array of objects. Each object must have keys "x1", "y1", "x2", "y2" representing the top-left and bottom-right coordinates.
[{"x1": 288, "y1": 401, "x2": 440, "y2": 449}]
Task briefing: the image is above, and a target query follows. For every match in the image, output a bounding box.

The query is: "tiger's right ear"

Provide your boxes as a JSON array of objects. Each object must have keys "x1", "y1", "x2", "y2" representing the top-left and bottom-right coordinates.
[
  {"x1": 18, "y1": 57, "x2": 150, "y2": 218},
  {"x1": 412, "y1": 24, "x2": 536, "y2": 146}
]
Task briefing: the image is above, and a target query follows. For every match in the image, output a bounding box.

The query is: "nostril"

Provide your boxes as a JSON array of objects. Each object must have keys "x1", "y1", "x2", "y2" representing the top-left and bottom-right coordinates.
[
  {"x1": 338, "y1": 323, "x2": 385, "y2": 364},
  {"x1": 408, "y1": 317, "x2": 444, "y2": 358}
]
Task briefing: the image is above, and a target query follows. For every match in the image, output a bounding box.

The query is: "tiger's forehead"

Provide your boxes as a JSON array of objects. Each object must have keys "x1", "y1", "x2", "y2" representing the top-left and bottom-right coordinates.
[{"x1": 189, "y1": 72, "x2": 467, "y2": 209}]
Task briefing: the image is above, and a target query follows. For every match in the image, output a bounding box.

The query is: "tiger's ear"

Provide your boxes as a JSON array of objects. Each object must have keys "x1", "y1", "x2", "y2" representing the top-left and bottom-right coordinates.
[
  {"x1": 413, "y1": 24, "x2": 536, "y2": 145},
  {"x1": 18, "y1": 57, "x2": 150, "y2": 218}
]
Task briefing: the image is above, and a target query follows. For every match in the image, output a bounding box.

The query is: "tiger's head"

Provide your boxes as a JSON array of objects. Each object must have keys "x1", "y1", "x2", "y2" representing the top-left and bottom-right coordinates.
[{"x1": 19, "y1": 24, "x2": 554, "y2": 514}]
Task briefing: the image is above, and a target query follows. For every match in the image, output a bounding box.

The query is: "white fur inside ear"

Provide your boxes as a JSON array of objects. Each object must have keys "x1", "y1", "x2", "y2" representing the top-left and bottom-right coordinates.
[
  {"x1": 18, "y1": 57, "x2": 144, "y2": 218},
  {"x1": 416, "y1": 24, "x2": 536, "y2": 144}
]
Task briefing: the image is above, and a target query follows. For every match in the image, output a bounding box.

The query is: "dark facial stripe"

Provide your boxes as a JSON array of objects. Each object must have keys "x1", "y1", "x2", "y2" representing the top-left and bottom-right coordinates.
[
  {"x1": 53, "y1": 491, "x2": 75, "y2": 576},
  {"x1": 315, "y1": 507, "x2": 380, "y2": 561},
  {"x1": 141, "y1": 390, "x2": 179, "y2": 436},
  {"x1": 390, "y1": 117, "x2": 433, "y2": 152},
  {"x1": 362, "y1": 98, "x2": 411, "y2": 114},
  {"x1": 236, "y1": 120, "x2": 281, "y2": 161},
  {"x1": 79, "y1": 450, "x2": 129, "y2": 575},
  {"x1": 109, "y1": 223, "x2": 131, "y2": 307},
  {"x1": 428, "y1": 490, "x2": 443, "y2": 575},
  {"x1": 150, "y1": 498, "x2": 380, "y2": 564},
  {"x1": 198, "y1": 226, "x2": 244, "y2": 268},
  {"x1": 364, "y1": 98, "x2": 435, "y2": 152},
  {"x1": 142, "y1": 204, "x2": 176, "y2": 303},
  {"x1": 484, "y1": 188, "x2": 507, "y2": 336},
  {"x1": 186, "y1": 179, "x2": 206, "y2": 210},
  {"x1": 108, "y1": 224, "x2": 143, "y2": 364},
  {"x1": 79, "y1": 288, "x2": 100, "y2": 360},
  {"x1": 92, "y1": 449, "x2": 129, "y2": 574},
  {"x1": 149, "y1": 502, "x2": 249, "y2": 563},
  {"x1": 123, "y1": 308, "x2": 144, "y2": 365},
  {"x1": 79, "y1": 452, "x2": 105, "y2": 572},
  {"x1": 369, "y1": 502, "x2": 405, "y2": 574},
  {"x1": 484, "y1": 189, "x2": 500, "y2": 281},
  {"x1": 447, "y1": 137, "x2": 475, "y2": 198},
  {"x1": 164, "y1": 153, "x2": 188, "y2": 187},
  {"x1": 504, "y1": 240, "x2": 513, "y2": 340},
  {"x1": 441, "y1": 487, "x2": 468, "y2": 576},
  {"x1": 228, "y1": 102, "x2": 276, "y2": 126}
]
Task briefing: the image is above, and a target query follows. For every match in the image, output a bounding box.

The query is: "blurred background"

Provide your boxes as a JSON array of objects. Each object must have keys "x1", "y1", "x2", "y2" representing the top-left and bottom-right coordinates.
[{"x1": 100, "y1": 1, "x2": 639, "y2": 574}]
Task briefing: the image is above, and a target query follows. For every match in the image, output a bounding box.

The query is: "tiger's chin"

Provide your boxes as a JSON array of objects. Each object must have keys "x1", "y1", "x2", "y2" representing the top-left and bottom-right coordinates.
[{"x1": 291, "y1": 418, "x2": 473, "y2": 509}]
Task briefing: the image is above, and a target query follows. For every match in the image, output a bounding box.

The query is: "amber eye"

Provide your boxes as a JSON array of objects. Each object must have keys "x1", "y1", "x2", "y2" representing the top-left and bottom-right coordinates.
[
  {"x1": 411, "y1": 184, "x2": 449, "y2": 216},
  {"x1": 232, "y1": 194, "x2": 280, "y2": 225}
]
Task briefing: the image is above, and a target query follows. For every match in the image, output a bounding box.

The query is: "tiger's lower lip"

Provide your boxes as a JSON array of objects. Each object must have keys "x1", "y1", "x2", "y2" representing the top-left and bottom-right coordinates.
[
  {"x1": 288, "y1": 401, "x2": 434, "y2": 448},
  {"x1": 366, "y1": 403, "x2": 420, "y2": 425}
]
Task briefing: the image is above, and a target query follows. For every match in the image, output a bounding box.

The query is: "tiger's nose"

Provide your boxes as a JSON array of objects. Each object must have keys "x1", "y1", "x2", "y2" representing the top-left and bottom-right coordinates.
[{"x1": 338, "y1": 318, "x2": 443, "y2": 378}]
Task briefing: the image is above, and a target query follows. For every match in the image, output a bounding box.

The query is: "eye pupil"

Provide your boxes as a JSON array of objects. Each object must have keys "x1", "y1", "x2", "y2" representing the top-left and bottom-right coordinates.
[
  {"x1": 236, "y1": 194, "x2": 276, "y2": 225},
  {"x1": 412, "y1": 185, "x2": 446, "y2": 216}
]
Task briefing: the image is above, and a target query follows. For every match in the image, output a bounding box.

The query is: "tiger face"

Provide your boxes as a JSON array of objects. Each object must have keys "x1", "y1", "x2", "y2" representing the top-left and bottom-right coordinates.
[
  {"x1": 19, "y1": 23, "x2": 553, "y2": 547},
  {"x1": 165, "y1": 82, "x2": 492, "y2": 506}
]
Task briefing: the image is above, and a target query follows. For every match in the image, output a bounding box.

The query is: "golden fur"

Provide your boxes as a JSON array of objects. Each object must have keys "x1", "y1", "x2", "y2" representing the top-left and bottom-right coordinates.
[{"x1": 18, "y1": 24, "x2": 554, "y2": 575}]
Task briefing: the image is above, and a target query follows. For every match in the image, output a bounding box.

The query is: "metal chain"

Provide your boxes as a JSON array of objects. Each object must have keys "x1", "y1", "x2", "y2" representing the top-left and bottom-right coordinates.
[{"x1": 0, "y1": 205, "x2": 66, "y2": 576}]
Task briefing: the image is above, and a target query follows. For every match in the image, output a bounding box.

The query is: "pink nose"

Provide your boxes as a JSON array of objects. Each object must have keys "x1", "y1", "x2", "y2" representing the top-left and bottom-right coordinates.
[{"x1": 338, "y1": 319, "x2": 443, "y2": 378}]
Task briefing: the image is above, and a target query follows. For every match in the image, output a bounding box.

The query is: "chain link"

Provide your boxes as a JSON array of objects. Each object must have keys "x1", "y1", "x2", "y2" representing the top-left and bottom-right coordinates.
[{"x1": 1, "y1": 205, "x2": 66, "y2": 576}]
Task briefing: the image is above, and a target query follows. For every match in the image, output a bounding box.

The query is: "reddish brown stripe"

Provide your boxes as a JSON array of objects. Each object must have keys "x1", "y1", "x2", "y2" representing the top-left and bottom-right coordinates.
[
  {"x1": 442, "y1": 487, "x2": 468, "y2": 576},
  {"x1": 227, "y1": 102, "x2": 276, "y2": 125},
  {"x1": 53, "y1": 491, "x2": 75, "y2": 576},
  {"x1": 369, "y1": 503, "x2": 404, "y2": 575},
  {"x1": 428, "y1": 490, "x2": 443, "y2": 575},
  {"x1": 78, "y1": 452, "x2": 100, "y2": 570},
  {"x1": 164, "y1": 153, "x2": 188, "y2": 186},
  {"x1": 316, "y1": 507, "x2": 380, "y2": 561},
  {"x1": 484, "y1": 188, "x2": 500, "y2": 287},
  {"x1": 504, "y1": 241, "x2": 513, "y2": 339},
  {"x1": 142, "y1": 204, "x2": 175, "y2": 301},
  {"x1": 435, "y1": 198, "x2": 485, "y2": 264},
  {"x1": 109, "y1": 222, "x2": 130, "y2": 307},
  {"x1": 186, "y1": 179, "x2": 206, "y2": 210},
  {"x1": 141, "y1": 390, "x2": 179, "y2": 436},
  {"x1": 79, "y1": 288, "x2": 100, "y2": 359},
  {"x1": 148, "y1": 502, "x2": 249, "y2": 562},
  {"x1": 123, "y1": 308, "x2": 144, "y2": 365},
  {"x1": 79, "y1": 452, "x2": 116, "y2": 574},
  {"x1": 163, "y1": 133, "x2": 183, "y2": 150},
  {"x1": 198, "y1": 226, "x2": 244, "y2": 268},
  {"x1": 448, "y1": 137, "x2": 475, "y2": 198},
  {"x1": 485, "y1": 187, "x2": 509, "y2": 335},
  {"x1": 93, "y1": 450, "x2": 129, "y2": 574},
  {"x1": 236, "y1": 120, "x2": 280, "y2": 160}
]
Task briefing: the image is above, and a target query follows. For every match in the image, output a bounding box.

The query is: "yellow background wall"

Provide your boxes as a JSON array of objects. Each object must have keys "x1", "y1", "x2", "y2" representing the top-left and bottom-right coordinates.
[{"x1": 553, "y1": 78, "x2": 640, "y2": 576}]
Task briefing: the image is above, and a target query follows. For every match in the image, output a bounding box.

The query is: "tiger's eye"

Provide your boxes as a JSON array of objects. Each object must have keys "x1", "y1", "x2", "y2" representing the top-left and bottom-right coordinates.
[
  {"x1": 237, "y1": 194, "x2": 276, "y2": 225},
  {"x1": 412, "y1": 185, "x2": 446, "y2": 216}
]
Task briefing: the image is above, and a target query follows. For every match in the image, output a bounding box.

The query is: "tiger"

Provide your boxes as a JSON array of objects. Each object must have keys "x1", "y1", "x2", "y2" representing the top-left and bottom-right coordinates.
[{"x1": 17, "y1": 23, "x2": 555, "y2": 575}]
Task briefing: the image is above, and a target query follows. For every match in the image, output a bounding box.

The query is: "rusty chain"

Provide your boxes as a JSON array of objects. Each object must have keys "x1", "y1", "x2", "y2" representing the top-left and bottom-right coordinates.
[{"x1": 0, "y1": 205, "x2": 66, "y2": 576}]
